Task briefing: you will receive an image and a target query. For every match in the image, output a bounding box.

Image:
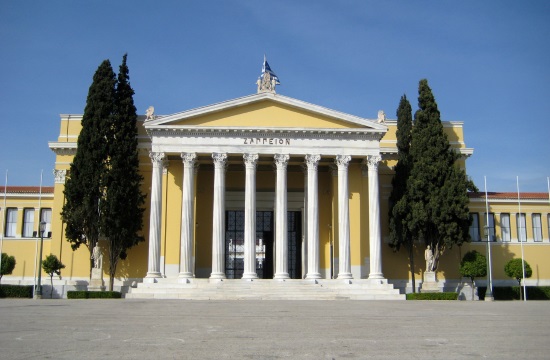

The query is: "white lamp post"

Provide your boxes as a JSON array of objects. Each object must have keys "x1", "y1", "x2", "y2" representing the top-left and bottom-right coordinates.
[{"x1": 34, "y1": 221, "x2": 46, "y2": 299}]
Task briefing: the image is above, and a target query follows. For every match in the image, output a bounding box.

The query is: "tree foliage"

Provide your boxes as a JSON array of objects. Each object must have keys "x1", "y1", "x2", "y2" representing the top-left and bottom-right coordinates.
[
  {"x1": 459, "y1": 250, "x2": 487, "y2": 300},
  {"x1": 0, "y1": 253, "x2": 16, "y2": 283},
  {"x1": 504, "y1": 258, "x2": 532, "y2": 300},
  {"x1": 406, "y1": 79, "x2": 475, "y2": 271},
  {"x1": 41, "y1": 254, "x2": 65, "y2": 298},
  {"x1": 388, "y1": 95, "x2": 416, "y2": 291},
  {"x1": 62, "y1": 60, "x2": 116, "y2": 256},
  {"x1": 61, "y1": 55, "x2": 145, "y2": 289},
  {"x1": 102, "y1": 54, "x2": 145, "y2": 291}
]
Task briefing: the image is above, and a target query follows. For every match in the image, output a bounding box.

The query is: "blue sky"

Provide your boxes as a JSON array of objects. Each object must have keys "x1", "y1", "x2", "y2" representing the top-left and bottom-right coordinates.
[{"x1": 1, "y1": 1, "x2": 549, "y2": 192}]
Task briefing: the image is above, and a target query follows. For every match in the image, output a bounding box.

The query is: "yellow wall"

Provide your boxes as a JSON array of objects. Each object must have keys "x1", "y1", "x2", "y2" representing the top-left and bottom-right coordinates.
[
  {"x1": 174, "y1": 102, "x2": 363, "y2": 129},
  {"x1": 4, "y1": 102, "x2": 548, "y2": 291}
]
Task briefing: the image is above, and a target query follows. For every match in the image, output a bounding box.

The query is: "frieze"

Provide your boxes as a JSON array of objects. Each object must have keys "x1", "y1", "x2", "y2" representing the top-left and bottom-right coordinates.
[{"x1": 243, "y1": 137, "x2": 291, "y2": 145}]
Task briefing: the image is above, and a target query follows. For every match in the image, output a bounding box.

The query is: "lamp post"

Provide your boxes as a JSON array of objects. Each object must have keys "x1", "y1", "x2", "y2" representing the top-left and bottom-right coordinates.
[
  {"x1": 483, "y1": 225, "x2": 494, "y2": 301},
  {"x1": 35, "y1": 221, "x2": 46, "y2": 299}
]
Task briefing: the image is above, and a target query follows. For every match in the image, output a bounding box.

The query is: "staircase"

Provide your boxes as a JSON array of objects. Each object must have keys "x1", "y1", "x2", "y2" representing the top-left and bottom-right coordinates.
[{"x1": 125, "y1": 278, "x2": 405, "y2": 300}]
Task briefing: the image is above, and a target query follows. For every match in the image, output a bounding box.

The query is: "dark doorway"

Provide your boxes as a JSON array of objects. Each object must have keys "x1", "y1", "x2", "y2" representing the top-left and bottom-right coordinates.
[{"x1": 225, "y1": 210, "x2": 301, "y2": 279}]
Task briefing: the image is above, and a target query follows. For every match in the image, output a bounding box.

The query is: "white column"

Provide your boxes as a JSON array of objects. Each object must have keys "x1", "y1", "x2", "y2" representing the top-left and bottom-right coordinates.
[
  {"x1": 146, "y1": 152, "x2": 166, "y2": 280},
  {"x1": 301, "y1": 165, "x2": 308, "y2": 279},
  {"x1": 365, "y1": 155, "x2": 384, "y2": 280},
  {"x1": 305, "y1": 154, "x2": 321, "y2": 280},
  {"x1": 179, "y1": 153, "x2": 196, "y2": 279},
  {"x1": 336, "y1": 155, "x2": 352, "y2": 279},
  {"x1": 210, "y1": 153, "x2": 227, "y2": 279},
  {"x1": 242, "y1": 153, "x2": 259, "y2": 280},
  {"x1": 274, "y1": 154, "x2": 290, "y2": 280}
]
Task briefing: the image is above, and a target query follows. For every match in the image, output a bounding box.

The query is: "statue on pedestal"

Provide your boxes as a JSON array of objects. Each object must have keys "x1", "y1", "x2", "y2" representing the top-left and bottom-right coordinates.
[
  {"x1": 425, "y1": 245, "x2": 434, "y2": 272},
  {"x1": 91, "y1": 244, "x2": 103, "y2": 270},
  {"x1": 89, "y1": 243, "x2": 106, "y2": 291}
]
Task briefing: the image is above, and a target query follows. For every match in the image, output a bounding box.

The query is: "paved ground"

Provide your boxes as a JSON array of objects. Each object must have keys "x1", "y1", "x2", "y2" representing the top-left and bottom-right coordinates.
[{"x1": 0, "y1": 299, "x2": 548, "y2": 359}]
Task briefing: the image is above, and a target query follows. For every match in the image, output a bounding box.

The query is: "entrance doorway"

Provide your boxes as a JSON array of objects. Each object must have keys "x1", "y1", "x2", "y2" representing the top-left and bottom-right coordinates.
[{"x1": 225, "y1": 210, "x2": 301, "y2": 279}]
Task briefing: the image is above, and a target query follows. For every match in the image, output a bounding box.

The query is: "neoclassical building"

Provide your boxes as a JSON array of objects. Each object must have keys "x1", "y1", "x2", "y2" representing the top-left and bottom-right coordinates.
[{"x1": 2, "y1": 73, "x2": 549, "y2": 299}]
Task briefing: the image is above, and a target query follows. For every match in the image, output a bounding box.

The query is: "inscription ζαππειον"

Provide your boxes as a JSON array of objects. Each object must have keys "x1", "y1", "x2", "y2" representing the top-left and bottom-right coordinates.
[{"x1": 243, "y1": 138, "x2": 291, "y2": 145}]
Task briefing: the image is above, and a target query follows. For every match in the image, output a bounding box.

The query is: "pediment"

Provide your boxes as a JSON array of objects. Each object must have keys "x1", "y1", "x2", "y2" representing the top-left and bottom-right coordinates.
[{"x1": 145, "y1": 92, "x2": 387, "y2": 132}]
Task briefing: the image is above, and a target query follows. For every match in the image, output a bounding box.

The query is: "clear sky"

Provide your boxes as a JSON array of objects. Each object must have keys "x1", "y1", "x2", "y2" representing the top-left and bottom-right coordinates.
[{"x1": 1, "y1": 1, "x2": 549, "y2": 192}]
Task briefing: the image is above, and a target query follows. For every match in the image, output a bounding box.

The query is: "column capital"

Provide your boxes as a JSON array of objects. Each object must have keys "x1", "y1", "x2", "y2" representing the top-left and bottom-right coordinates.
[
  {"x1": 305, "y1": 154, "x2": 321, "y2": 168},
  {"x1": 274, "y1": 154, "x2": 290, "y2": 168},
  {"x1": 335, "y1": 155, "x2": 351, "y2": 169},
  {"x1": 363, "y1": 155, "x2": 382, "y2": 170},
  {"x1": 181, "y1": 152, "x2": 197, "y2": 166},
  {"x1": 243, "y1": 153, "x2": 259, "y2": 168},
  {"x1": 53, "y1": 169, "x2": 66, "y2": 184},
  {"x1": 149, "y1": 151, "x2": 166, "y2": 165},
  {"x1": 212, "y1": 153, "x2": 228, "y2": 168}
]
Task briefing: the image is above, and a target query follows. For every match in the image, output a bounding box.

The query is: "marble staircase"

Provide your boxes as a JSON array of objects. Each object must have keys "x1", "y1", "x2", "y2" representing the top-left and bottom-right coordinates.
[{"x1": 125, "y1": 278, "x2": 405, "y2": 300}]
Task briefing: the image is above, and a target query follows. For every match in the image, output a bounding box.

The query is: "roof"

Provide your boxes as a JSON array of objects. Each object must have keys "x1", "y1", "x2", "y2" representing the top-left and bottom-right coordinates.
[
  {"x1": 0, "y1": 186, "x2": 55, "y2": 194},
  {"x1": 144, "y1": 92, "x2": 388, "y2": 131},
  {"x1": 469, "y1": 192, "x2": 550, "y2": 201}
]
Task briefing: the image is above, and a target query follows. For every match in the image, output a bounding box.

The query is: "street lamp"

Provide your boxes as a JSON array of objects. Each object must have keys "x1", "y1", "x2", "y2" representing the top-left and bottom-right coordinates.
[
  {"x1": 35, "y1": 221, "x2": 46, "y2": 299},
  {"x1": 483, "y1": 225, "x2": 494, "y2": 301}
]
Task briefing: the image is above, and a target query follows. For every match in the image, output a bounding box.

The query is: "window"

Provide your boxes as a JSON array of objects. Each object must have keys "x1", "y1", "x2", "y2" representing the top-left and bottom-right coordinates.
[
  {"x1": 548, "y1": 214, "x2": 550, "y2": 242},
  {"x1": 484, "y1": 213, "x2": 495, "y2": 241},
  {"x1": 5, "y1": 208, "x2": 17, "y2": 237},
  {"x1": 22, "y1": 208, "x2": 35, "y2": 238},
  {"x1": 501, "y1": 213, "x2": 511, "y2": 242},
  {"x1": 469, "y1": 213, "x2": 480, "y2": 241},
  {"x1": 40, "y1": 208, "x2": 52, "y2": 237},
  {"x1": 532, "y1": 214, "x2": 542, "y2": 242},
  {"x1": 516, "y1": 213, "x2": 526, "y2": 242}
]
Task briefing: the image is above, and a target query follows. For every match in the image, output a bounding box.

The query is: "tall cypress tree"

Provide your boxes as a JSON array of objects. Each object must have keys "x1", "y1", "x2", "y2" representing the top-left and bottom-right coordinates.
[
  {"x1": 407, "y1": 79, "x2": 474, "y2": 271},
  {"x1": 62, "y1": 60, "x2": 115, "y2": 263},
  {"x1": 102, "y1": 54, "x2": 145, "y2": 291},
  {"x1": 388, "y1": 95, "x2": 415, "y2": 291}
]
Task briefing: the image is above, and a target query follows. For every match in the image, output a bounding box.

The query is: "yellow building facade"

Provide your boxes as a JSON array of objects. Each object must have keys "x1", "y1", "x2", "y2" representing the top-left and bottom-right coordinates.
[{"x1": 2, "y1": 86, "x2": 549, "y2": 298}]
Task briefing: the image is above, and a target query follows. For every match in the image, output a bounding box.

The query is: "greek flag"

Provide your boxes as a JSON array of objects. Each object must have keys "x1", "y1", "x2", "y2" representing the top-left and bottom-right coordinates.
[{"x1": 260, "y1": 56, "x2": 280, "y2": 84}]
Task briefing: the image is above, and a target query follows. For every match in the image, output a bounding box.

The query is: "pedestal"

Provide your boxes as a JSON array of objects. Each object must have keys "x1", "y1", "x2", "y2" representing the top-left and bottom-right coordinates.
[
  {"x1": 88, "y1": 268, "x2": 106, "y2": 291},
  {"x1": 421, "y1": 271, "x2": 440, "y2": 293}
]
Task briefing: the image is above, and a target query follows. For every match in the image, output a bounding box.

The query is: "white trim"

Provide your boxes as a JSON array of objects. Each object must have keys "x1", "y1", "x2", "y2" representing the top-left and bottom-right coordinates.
[{"x1": 145, "y1": 92, "x2": 388, "y2": 131}]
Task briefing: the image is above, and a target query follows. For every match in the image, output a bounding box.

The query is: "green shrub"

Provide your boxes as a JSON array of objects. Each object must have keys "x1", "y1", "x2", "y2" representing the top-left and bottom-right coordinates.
[
  {"x1": 478, "y1": 286, "x2": 550, "y2": 300},
  {"x1": 0, "y1": 285, "x2": 33, "y2": 298},
  {"x1": 67, "y1": 291, "x2": 122, "y2": 299},
  {"x1": 406, "y1": 292, "x2": 458, "y2": 300}
]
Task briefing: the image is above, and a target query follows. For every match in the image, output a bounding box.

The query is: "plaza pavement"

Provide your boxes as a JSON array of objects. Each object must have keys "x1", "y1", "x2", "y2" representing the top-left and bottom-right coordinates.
[{"x1": 0, "y1": 299, "x2": 548, "y2": 359}]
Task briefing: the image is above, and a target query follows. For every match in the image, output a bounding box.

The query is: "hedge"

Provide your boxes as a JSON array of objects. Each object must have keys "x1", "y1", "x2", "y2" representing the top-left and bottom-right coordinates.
[
  {"x1": 478, "y1": 286, "x2": 550, "y2": 300},
  {"x1": 67, "y1": 291, "x2": 122, "y2": 299},
  {"x1": 406, "y1": 292, "x2": 458, "y2": 300},
  {"x1": 0, "y1": 285, "x2": 33, "y2": 298}
]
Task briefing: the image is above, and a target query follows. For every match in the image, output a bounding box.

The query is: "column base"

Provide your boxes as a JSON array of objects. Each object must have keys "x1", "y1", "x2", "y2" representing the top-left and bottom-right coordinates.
[
  {"x1": 337, "y1": 272, "x2": 353, "y2": 280},
  {"x1": 144, "y1": 272, "x2": 162, "y2": 284},
  {"x1": 305, "y1": 273, "x2": 321, "y2": 280},
  {"x1": 368, "y1": 272, "x2": 384, "y2": 280},
  {"x1": 178, "y1": 272, "x2": 193, "y2": 279},
  {"x1": 242, "y1": 273, "x2": 258, "y2": 280},
  {"x1": 274, "y1": 273, "x2": 290, "y2": 280},
  {"x1": 210, "y1": 272, "x2": 226, "y2": 280}
]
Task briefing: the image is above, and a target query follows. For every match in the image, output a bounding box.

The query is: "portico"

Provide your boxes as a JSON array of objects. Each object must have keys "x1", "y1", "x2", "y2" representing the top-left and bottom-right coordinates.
[{"x1": 142, "y1": 91, "x2": 388, "y2": 285}]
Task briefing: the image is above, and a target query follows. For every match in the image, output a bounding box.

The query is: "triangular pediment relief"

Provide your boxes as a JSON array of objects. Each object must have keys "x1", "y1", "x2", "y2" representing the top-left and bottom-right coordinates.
[{"x1": 145, "y1": 93, "x2": 387, "y2": 131}]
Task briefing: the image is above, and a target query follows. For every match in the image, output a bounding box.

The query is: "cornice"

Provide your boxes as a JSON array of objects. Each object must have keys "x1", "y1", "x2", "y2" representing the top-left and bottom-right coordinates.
[
  {"x1": 380, "y1": 146, "x2": 474, "y2": 158},
  {"x1": 146, "y1": 126, "x2": 385, "y2": 141},
  {"x1": 144, "y1": 92, "x2": 388, "y2": 131}
]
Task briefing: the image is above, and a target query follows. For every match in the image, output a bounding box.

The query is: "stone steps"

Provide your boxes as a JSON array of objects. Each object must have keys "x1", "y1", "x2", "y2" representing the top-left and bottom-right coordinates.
[{"x1": 125, "y1": 278, "x2": 405, "y2": 300}]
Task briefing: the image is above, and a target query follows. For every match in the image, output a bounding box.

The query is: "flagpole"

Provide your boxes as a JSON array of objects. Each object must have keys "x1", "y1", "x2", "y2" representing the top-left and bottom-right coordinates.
[
  {"x1": 0, "y1": 170, "x2": 8, "y2": 279},
  {"x1": 484, "y1": 176, "x2": 494, "y2": 301},
  {"x1": 517, "y1": 176, "x2": 527, "y2": 301},
  {"x1": 32, "y1": 170, "x2": 43, "y2": 298}
]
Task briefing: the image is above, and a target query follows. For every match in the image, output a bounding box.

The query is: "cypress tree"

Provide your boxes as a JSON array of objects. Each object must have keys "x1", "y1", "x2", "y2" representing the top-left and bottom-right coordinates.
[
  {"x1": 62, "y1": 60, "x2": 115, "y2": 263},
  {"x1": 407, "y1": 79, "x2": 474, "y2": 271},
  {"x1": 388, "y1": 95, "x2": 415, "y2": 291},
  {"x1": 102, "y1": 54, "x2": 145, "y2": 291}
]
